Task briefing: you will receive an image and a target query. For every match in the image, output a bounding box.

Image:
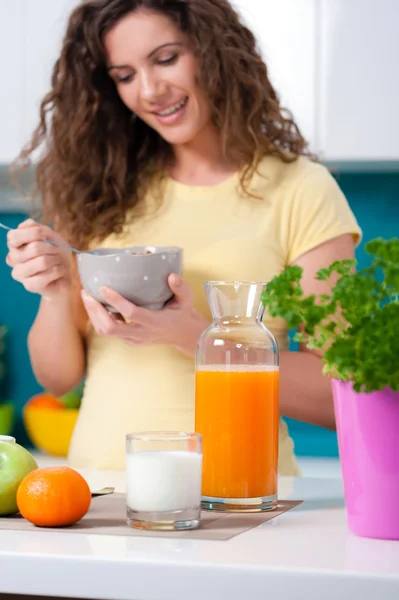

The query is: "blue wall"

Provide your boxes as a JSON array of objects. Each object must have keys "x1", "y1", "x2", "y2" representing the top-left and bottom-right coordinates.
[
  {"x1": 1, "y1": 171, "x2": 398, "y2": 452},
  {"x1": 0, "y1": 213, "x2": 41, "y2": 445}
]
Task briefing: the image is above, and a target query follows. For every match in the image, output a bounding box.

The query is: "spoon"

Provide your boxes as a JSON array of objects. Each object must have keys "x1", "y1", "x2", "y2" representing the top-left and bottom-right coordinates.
[
  {"x1": 0, "y1": 221, "x2": 92, "y2": 255},
  {"x1": 91, "y1": 486, "x2": 115, "y2": 498}
]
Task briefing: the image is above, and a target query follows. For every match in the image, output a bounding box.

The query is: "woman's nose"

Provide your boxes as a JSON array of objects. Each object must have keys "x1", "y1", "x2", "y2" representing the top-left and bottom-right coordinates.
[{"x1": 139, "y1": 70, "x2": 167, "y2": 102}]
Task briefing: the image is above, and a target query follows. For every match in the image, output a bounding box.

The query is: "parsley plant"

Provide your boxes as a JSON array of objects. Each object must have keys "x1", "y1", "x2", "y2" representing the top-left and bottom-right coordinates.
[{"x1": 261, "y1": 238, "x2": 399, "y2": 393}]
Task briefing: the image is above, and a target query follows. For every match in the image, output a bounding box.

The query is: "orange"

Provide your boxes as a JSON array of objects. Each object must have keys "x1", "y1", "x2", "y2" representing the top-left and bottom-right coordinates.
[
  {"x1": 25, "y1": 393, "x2": 63, "y2": 410},
  {"x1": 17, "y1": 466, "x2": 91, "y2": 527}
]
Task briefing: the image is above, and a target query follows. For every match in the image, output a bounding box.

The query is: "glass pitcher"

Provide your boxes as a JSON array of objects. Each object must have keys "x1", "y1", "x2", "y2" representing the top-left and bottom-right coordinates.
[{"x1": 195, "y1": 281, "x2": 279, "y2": 512}]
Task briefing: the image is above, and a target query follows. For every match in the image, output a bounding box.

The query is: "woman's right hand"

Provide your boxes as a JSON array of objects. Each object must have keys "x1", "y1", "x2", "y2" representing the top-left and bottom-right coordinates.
[{"x1": 5, "y1": 219, "x2": 74, "y2": 298}]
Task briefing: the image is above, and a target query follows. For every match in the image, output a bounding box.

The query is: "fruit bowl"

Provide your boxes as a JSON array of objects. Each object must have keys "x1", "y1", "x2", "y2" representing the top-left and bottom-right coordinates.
[
  {"x1": 0, "y1": 403, "x2": 14, "y2": 435},
  {"x1": 23, "y1": 407, "x2": 79, "y2": 457},
  {"x1": 77, "y1": 245, "x2": 183, "y2": 311}
]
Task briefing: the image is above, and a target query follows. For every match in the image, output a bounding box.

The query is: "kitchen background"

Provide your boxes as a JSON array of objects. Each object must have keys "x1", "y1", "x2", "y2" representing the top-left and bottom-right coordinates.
[{"x1": 0, "y1": 0, "x2": 398, "y2": 457}]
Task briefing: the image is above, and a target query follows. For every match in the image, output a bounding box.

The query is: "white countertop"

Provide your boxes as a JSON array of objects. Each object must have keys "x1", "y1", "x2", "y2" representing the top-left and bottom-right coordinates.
[{"x1": 0, "y1": 456, "x2": 398, "y2": 600}]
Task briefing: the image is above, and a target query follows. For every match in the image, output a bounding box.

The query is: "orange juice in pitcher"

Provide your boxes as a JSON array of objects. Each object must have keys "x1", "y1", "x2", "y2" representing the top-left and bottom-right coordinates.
[{"x1": 195, "y1": 281, "x2": 279, "y2": 512}]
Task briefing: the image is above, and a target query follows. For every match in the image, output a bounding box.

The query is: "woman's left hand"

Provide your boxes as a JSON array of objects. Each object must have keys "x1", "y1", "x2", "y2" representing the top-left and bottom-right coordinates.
[{"x1": 81, "y1": 274, "x2": 210, "y2": 357}]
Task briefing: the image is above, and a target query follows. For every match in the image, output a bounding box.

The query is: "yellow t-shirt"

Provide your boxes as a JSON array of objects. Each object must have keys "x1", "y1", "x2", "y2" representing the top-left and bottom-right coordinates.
[{"x1": 67, "y1": 156, "x2": 361, "y2": 473}]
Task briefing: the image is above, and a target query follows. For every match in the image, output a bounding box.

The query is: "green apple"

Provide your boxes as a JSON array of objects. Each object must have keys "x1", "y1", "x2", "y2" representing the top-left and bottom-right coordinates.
[
  {"x1": 60, "y1": 390, "x2": 81, "y2": 409},
  {"x1": 0, "y1": 436, "x2": 38, "y2": 516}
]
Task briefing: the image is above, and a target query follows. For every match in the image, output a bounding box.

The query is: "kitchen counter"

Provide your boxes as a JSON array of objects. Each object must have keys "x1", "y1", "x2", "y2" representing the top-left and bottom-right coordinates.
[{"x1": 0, "y1": 463, "x2": 398, "y2": 600}]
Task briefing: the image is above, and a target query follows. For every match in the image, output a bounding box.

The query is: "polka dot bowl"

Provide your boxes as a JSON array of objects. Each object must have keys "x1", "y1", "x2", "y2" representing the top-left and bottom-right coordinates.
[{"x1": 77, "y1": 246, "x2": 183, "y2": 311}]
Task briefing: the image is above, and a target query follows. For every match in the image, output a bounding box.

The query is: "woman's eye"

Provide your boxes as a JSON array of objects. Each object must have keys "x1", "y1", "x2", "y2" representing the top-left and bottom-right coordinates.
[
  {"x1": 157, "y1": 54, "x2": 178, "y2": 66},
  {"x1": 116, "y1": 73, "x2": 134, "y2": 84}
]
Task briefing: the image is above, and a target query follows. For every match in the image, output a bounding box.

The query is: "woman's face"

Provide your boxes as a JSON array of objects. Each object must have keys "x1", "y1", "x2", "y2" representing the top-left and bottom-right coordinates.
[{"x1": 105, "y1": 9, "x2": 211, "y2": 146}]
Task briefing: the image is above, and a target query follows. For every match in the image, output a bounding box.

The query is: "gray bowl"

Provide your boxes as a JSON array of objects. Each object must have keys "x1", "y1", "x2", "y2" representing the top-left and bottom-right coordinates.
[{"x1": 77, "y1": 246, "x2": 183, "y2": 311}]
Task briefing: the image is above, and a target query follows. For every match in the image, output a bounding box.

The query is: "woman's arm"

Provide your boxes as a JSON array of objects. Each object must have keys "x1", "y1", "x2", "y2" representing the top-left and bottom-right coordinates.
[
  {"x1": 28, "y1": 281, "x2": 87, "y2": 397},
  {"x1": 27, "y1": 256, "x2": 88, "y2": 397},
  {"x1": 278, "y1": 233, "x2": 356, "y2": 429},
  {"x1": 6, "y1": 220, "x2": 88, "y2": 397}
]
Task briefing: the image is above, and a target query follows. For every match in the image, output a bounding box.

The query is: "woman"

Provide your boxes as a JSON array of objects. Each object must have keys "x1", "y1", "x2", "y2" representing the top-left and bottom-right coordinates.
[{"x1": 6, "y1": 0, "x2": 361, "y2": 473}]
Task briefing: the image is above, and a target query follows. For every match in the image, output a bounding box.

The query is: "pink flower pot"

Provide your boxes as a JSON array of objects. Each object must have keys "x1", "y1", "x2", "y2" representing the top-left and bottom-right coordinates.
[{"x1": 332, "y1": 380, "x2": 399, "y2": 540}]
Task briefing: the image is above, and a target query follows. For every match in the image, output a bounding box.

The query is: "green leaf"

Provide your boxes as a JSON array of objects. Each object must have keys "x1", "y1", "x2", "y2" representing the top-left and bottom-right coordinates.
[
  {"x1": 261, "y1": 237, "x2": 399, "y2": 392},
  {"x1": 316, "y1": 268, "x2": 333, "y2": 282}
]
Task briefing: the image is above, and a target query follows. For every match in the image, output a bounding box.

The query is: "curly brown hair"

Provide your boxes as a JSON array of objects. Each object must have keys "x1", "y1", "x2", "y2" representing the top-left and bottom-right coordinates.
[{"x1": 15, "y1": 0, "x2": 312, "y2": 249}]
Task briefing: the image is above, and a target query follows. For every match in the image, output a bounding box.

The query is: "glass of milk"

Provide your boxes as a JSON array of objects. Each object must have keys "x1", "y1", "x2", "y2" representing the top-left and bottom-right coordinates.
[{"x1": 126, "y1": 432, "x2": 202, "y2": 531}]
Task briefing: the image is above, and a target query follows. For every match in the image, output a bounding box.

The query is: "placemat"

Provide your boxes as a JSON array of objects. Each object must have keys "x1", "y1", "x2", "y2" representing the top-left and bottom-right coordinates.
[{"x1": 0, "y1": 494, "x2": 303, "y2": 541}]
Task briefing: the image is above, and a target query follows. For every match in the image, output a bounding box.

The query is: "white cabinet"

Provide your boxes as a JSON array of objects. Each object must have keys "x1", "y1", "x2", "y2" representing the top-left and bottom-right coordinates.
[
  {"x1": 233, "y1": 0, "x2": 318, "y2": 152},
  {"x1": 235, "y1": 0, "x2": 399, "y2": 163},
  {"x1": 0, "y1": 0, "x2": 78, "y2": 164},
  {"x1": 22, "y1": 0, "x2": 79, "y2": 148},
  {"x1": 319, "y1": 0, "x2": 399, "y2": 162},
  {"x1": 0, "y1": 0, "x2": 24, "y2": 163}
]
